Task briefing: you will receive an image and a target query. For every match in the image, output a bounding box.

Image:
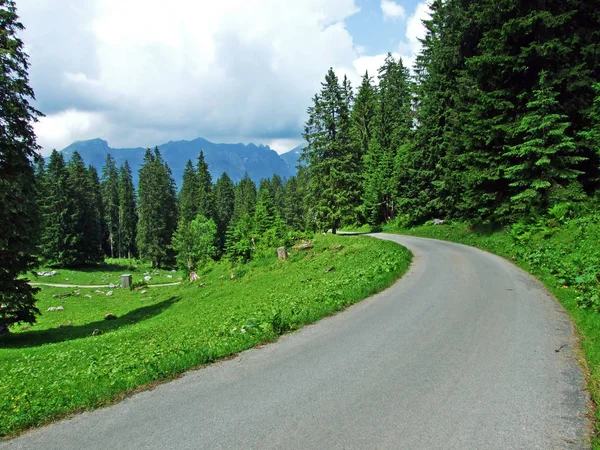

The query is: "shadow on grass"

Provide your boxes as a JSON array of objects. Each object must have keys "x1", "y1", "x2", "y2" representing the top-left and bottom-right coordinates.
[{"x1": 0, "y1": 296, "x2": 181, "y2": 349}]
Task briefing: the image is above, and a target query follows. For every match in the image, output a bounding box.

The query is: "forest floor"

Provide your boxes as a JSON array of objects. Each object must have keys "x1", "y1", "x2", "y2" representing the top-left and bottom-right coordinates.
[{"x1": 0, "y1": 234, "x2": 411, "y2": 439}]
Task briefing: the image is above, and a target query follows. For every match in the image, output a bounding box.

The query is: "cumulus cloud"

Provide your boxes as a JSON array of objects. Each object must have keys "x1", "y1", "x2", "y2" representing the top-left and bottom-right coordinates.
[
  {"x1": 381, "y1": 0, "x2": 406, "y2": 21},
  {"x1": 397, "y1": 1, "x2": 431, "y2": 69},
  {"x1": 17, "y1": 0, "x2": 362, "y2": 154}
]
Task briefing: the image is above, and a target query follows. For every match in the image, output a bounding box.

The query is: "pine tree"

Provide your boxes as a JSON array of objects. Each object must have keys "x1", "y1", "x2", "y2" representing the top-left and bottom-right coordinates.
[
  {"x1": 233, "y1": 172, "x2": 257, "y2": 223},
  {"x1": 118, "y1": 161, "x2": 137, "y2": 258},
  {"x1": 101, "y1": 154, "x2": 120, "y2": 257},
  {"x1": 196, "y1": 151, "x2": 215, "y2": 220},
  {"x1": 214, "y1": 172, "x2": 235, "y2": 252},
  {"x1": 267, "y1": 174, "x2": 285, "y2": 218},
  {"x1": 283, "y1": 173, "x2": 307, "y2": 231},
  {"x1": 178, "y1": 159, "x2": 198, "y2": 223},
  {"x1": 88, "y1": 166, "x2": 106, "y2": 261},
  {"x1": 253, "y1": 179, "x2": 277, "y2": 236},
  {"x1": 39, "y1": 151, "x2": 79, "y2": 266},
  {"x1": 351, "y1": 71, "x2": 377, "y2": 159},
  {"x1": 0, "y1": 0, "x2": 42, "y2": 332},
  {"x1": 505, "y1": 71, "x2": 586, "y2": 215},
  {"x1": 302, "y1": 68, "x2": 357, "y2": 233},
  {"x1": 67, "y1": 151, "x2": 104, "y2": 264}
]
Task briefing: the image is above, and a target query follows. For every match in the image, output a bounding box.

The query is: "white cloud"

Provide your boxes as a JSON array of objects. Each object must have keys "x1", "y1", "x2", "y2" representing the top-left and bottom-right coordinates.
[
  {"x1": 396, "y1": 0, "x2": 431, "y2": 69},
  {"x1": 17, "y1": 0, "x2": 362, "y2": 152},
  {"x1": 381, "y1": 0, "x2": 406, "y2": 21}
]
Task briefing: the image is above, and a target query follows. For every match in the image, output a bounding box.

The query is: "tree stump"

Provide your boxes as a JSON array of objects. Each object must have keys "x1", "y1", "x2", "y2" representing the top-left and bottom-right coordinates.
[{"x1": 277, "y1": 246, "x2": 289, "y2": 260}]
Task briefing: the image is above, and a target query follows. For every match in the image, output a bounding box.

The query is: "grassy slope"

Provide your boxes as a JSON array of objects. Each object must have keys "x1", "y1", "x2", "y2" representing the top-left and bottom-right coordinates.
[
  {"x1": 0, "y1": 234, "x2": 411, "y2": 438},
  {"x1": 381, "y1": 219, "x2": 600, "y2": 447}
]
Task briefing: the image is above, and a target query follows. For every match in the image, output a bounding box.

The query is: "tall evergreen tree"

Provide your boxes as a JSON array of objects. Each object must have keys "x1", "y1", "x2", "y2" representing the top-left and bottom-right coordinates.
[
  {"x1": 351, "y1": 71, "x2": 377, "y2": 159},
  {"x1": 283, "y1": 173, "x2": 307, "y2": 231},
  {"x1": 136, "y1": 148, "x2": 178, "y2": 267},
  {"x1": 233, "y1": 172, "x2": 257, "y2": 223},
  {"x1": 302, "y1": 68, "x2": 357, "y2": 233},
  {"x1": 39, "y1": 151, "x2": 79, "y2": 266},
  {"x1": 178, "y1": 159, "x2": 198, "y2": 223},
  {"x1": 101, "y1": 154, "x2": 120, "y2": 257},
  {"x1": 0, "y1": 0, "x2": 42, "y2": 332},
  {"x1": 504, "y1": 71, "x2": 586, "y2": 215},
  {"x1": 214, "y1": 172, "x2": 235, "y2": 251},
  {"x1": 196, "y1": 151, "x2": 215, "y2": 220},
  {"x1": 67, "y1": 152, "x2": 104, "y2": 264},
  {"x1": 118, "y1": 161, "x2": 137, "y2": 258},
  {"x1": 88, "y1": 166, "x2": 106, "y2": 260}
]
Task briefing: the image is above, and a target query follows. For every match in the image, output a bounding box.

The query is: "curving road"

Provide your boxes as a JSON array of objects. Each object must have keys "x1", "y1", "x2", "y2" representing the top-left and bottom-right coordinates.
[{"x1": 2, "y1": 234, "x2": 590, "y2": 449}]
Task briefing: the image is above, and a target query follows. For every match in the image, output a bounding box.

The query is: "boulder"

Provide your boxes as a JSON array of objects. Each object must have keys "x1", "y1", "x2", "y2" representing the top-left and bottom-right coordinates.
[
  {"x1": 37, "y1": 270, "x2": 58, "y2": 277},
  {"x1": 144, "y1": 275, "x2": 152, "y2": 282},
  {"x1": 47, "y1": 307, "x2": 56, "y2": 312},
  {"x1": 277, "y1": 247, "x2": 289, "y2": 260},
  {"x1": 55, "y1": 306, "x2": 64, "y2": 311},
  {"x1": 106, "y1": 291, "x2": 113, "y2": 296},
  {"x1": 324, "y1": 266, "x2": 335, "y2": 274},
  {"x1": 140, "y1": 289, "x2": 148, "y2": 294},
  {"x1": 432, "y1": 218, "x2": 445, "y2": 225},
  {"x1": 84, "y1": 294, "x2": 92, "y2": 299},
  {"x1": 92, "y1": 329, "x2": 102, "y2": 336},
  {"x1": 104, "y1": 313, "x2": 117, "y2": 320},
  {"x1": 189, "y1": 272, "x2": 200, "y2": 283}
]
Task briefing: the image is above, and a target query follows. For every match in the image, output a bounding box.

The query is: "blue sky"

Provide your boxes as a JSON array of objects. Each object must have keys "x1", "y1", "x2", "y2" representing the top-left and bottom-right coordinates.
[{"x1": 17, "y1": 0, "x2": 429, "y2": 155}]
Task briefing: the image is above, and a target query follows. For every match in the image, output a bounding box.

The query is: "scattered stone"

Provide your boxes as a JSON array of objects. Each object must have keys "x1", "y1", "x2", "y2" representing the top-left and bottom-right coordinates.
[
  {"x1": 329, "y1": 245, "x2": 343, "y2": 251},
  {"x1": 293, "y1": 242, "x2": 314, "y2": 251},
  {"x1": 47, "y1": 307, "x2": 56, "y2": 312},
  {"x1": 52, "y1": 292, "x2": 72, "y2": 299},
  {"x1": 230, "y1": 273, "x2": 235, "y2": 280},
  {"x1": 277, "y1": 246, "x2": 289, "y2": 260},
  {"x1": 55, "y1": 306, "x2": 64, "y2": 311},
  {"x1": 106, "y1": 291, "x2": 113, "y2": 296},
  {"x1": 432, "y1": 218, "x2": 445, "y2": 225},
  {"x1": 140, "y1": 297, "x2": 151, "y2": 302},
  {"x1": 92, "y1": 329, "x2": 102, "y2": 336},
  {"x1": 167, "y1": 275, "x2": 173, "y2": 279},
  {"x1": 37, "y1": 270, "x2": 58, "y2": 277},
  {"x1": 109, "y1": 283, "x2": 118, "y2": 289},
  {"x1": 144, "y1": 275, "x2": 152, "y2": 282},
  {"x1": 322, "y1": 232, "x2": 327, "y2": 236},
  {"x1": 104, "y1": 313, "x2": 117, "y2": 320},
  {"x1": 140, "y1": 289, "x2": 148, "y2": 294},
  {"x1": 84, "y1": 294, "x2": 92, "y2": 299},
  {"x1": 171, "y1": 269, "x2": 177, "y2": 273},
  {"x1": 58, "y1": 321, "x2": 72, "y2": 328},
  {"x1": 199, "y1": 282, "x2": 207, "y2": 287},
  {"x1": 190, "y1": 272, "x2": 200, "y2": 283},
  {"x1": 64, "y1": 278, "x2": 69, "y2": 281},
  {"x1": 95, "y1": 290, "x2": 105, "y2": 294},
  {"x1": 324, "y1": 266, "x2": 335, "y2": 274},
  {"x1": 219, "y1": 275, "x2": 225, "y2": 279}
]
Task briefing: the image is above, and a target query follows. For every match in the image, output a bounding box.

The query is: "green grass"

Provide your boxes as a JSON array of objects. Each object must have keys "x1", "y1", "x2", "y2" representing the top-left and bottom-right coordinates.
[
  {"x1": 381, "y1": 218, "x2": 600, "y2": 447},
  {"x1": 0, "y1": 234, "x2": 411, "y2": 438},
  {"x1": 26, "y1": 259, "x2": 183, "y2": 286}
]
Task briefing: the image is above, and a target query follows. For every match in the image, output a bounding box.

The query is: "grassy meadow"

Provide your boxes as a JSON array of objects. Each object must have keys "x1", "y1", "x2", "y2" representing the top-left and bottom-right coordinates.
[{"x1": 1, "y1": 234, "x2": 411, "y2": 438}]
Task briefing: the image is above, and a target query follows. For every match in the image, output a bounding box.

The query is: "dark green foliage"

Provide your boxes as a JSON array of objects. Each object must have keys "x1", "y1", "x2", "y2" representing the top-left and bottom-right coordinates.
[
  {"x1": 118, "y1": 161, "x2": 137, "y2": 258},
  {"x1": 302, "y1": 69, "x2": 358, "y2": 233},
  {"x1": 214, "y1": 172, "x2": 235, "y2": 252},
  {"x1": 178, "y1": 159, "x2": 198, "y2": 223},
  {"x1": 233, "y1": 172, "x2": 257, "y2": 223},
  {"x1": 283, "y1": 172, "x2": 307, "y2": 231},
  {"x1": 66, "y1": 152, "x2": 104, "y2": 265},
  {"x1": 196, "y1": 151, "x2": 215, "y2": 221},
  {"x1": 136, "y1": 148, "x2": 178, "y2": 268},
  {"x1": 101, "y1": 154, "x2": 119, "y2": 257},
  {"x1": 0, "y1": 0, "x2": 41, "y2": 332}
]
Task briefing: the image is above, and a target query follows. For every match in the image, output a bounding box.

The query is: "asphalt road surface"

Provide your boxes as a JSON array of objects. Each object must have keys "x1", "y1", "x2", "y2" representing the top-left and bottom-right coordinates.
[{"x1": 2, "y1": 234, "x2": 590, "y2": 449}]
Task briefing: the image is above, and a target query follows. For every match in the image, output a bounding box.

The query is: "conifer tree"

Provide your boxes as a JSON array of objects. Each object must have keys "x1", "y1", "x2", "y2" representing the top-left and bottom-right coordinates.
[
  {"x1": 39, "y1": 151, "x2": 79, "y2": 266},
  {"x1": 178, "y1": 159, "x2": 199, "y2": 223},
  {"x1": 101, "y1": 154, "x2": 120, "y2": 257},
  {"x1": 118, "y1": 161, "x2": 137, "y2": 258},
  {"x1": 233, "y1": 173, "x2": 257, "y2": 223},
  {"x1": 283, "y1": 174, "x2": 306, "y2": 231},
  {"x1": 351, "y1": 71, "x2": 377, "y2": 159},
  {"x1": 0, "y1": 0, "x2": 42, "y2": 332},
  {"x1": 88, "y1": 166, "x2": 106, "y2": 260},
  {"x1": 67, "y1": 152, "x2": 104, "y2": 264},
  {"x1": 214, "y1": 172, "x2": 235, "y2": 251},
  {"x1": 302, "y1": 68, "x2": 356, "y2": 233},
  {"x1": 196, "y1": 151, "x2": 215, "y2": 220},
  {"x1": 172, "y1": 215, "x2": 217, "y2": 274},
  {"x1": 505, "y1": 71, "x2": 585, "y2": 215}
]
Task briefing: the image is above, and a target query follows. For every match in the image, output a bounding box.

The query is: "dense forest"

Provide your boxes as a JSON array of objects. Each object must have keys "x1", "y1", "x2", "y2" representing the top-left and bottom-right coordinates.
[{"x1": 2, "y1": 0, "x2": 600, "y2": 332}]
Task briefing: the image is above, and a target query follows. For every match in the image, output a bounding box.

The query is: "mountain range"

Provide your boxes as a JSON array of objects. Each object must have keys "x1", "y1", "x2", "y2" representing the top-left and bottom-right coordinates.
[{"x1": 58, "y1": 137, "x2": 303, "y2": 187}]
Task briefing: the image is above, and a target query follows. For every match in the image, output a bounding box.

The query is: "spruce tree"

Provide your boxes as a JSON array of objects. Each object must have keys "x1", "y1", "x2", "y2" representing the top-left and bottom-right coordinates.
[
  {"x1": 0, "y1": 0, "x2": 42, "y2": 332},
  {"x1": 214, "y1": 172, "x2": 235, "y2": 251},
  {"x1": 505, "y1": 71, "x2": 585, "y2": 215},
  {"x1": 101, "y1": 154, "x2": 120, "y2": 257},
  {"x1": 178, "y1": 159, "x2": 198, "y2": 223},
  {"x1": 67, "y1": 152, "x2": 104, "y2": 264},
  {"x1": 172, "y1": 215, "x2": 217, "y2": 274},
  {"x1": 118, "y1": 161, "x2": 137, "y2": 258},
  {"x1": 196, "y1": 151, "x2": 215, "y2": 220},
  {"x1": 88, "y1": 166, "x2": 106, "y2": 261},
  {"x1": 283, "y1": 174, "x2": 306, "y2": 231},
  {"x1": 232, "y1": 172, "x2": 257, "y2": 223},
  {"x1": 351, "y1": 71, "x2": 377, "y2": 159},
  {"x1": 39, "y1": 151, "x2": 79, "y2": 266},
  {"x1": 302, "y1": 68, "x2": 357, "y2": 233}
]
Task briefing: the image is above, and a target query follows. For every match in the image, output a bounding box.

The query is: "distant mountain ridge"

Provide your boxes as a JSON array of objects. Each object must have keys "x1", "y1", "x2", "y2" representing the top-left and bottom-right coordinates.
[{"x1": 59, "y1": 137, "x2": 302, "y2": 187}]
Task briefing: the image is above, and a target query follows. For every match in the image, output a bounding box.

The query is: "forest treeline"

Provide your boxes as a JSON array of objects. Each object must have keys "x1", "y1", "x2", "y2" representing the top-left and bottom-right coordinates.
[{"x1": 2, "y1": 0, "x2": 600, "y2": 331}]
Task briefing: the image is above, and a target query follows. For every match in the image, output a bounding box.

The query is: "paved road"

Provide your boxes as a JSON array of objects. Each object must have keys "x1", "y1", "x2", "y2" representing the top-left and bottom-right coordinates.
[{"x1": 2, "y1": 234, "x2": 590, "y2": 449}]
